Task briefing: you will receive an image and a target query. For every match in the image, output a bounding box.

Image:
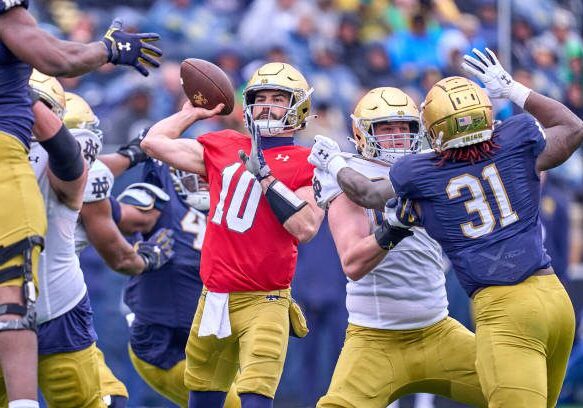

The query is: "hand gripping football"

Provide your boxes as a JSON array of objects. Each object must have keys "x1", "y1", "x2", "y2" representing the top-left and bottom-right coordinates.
[{"x1": 180, "y1": 58, "x2": 235, "y2": 115}]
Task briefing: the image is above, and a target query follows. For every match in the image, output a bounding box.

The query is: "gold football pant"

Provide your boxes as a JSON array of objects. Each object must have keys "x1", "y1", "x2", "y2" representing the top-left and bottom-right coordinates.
[
  {"x1": 0, "y1": 343, "x2": 125, "y2": 408},
  {"x1": 96, "y1": 347, "x2": 128, "y2": 400},
  {"x1": 0, "y1": 132, "x2": 46, "y2": 288},
  {"x1": 184, "y1": 288, "x2": 290, "y2": 399},
  {"x1": 129, "y1": 345, "x2": 240, "y2": 407},
  {"x1": 318, "y1": 317, "x2": 487, "y2": 408},
  {"x1": 473, "y1": 274, "x2": 575, "y2": 408}
]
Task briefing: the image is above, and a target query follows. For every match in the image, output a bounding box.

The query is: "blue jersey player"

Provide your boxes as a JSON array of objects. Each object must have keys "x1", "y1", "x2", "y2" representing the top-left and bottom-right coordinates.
[
  {"x1": 325, "y1": 49, "x2": 581, "y2": 407},
  {"x1": 0, "y1": 4, "x2": 161, "y2": 406},
  {"x1": 122, "y1": 159, "x2": 207, "y2": 407}
]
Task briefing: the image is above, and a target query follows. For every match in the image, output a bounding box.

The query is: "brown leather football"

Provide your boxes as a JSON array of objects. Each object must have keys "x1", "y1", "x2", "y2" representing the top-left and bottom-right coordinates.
[{"x1": 180, "y1": 58, "x2": 235, "y2": 115}]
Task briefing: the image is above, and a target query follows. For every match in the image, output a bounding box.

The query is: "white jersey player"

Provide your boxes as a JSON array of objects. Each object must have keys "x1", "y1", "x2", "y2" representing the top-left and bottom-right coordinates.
[{"x1": 309, "y1": 88, "x2": 487, "y2": 407}]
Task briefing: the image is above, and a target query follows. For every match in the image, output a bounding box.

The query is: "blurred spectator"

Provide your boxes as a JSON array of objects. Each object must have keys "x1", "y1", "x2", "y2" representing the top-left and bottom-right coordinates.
[
  {"x1": 511, "y1": 17, "x2": 536, "y2": 69},
  {"x1": 150, "y1": 61, "x2": 184, "y2": 121},
  {"x1": 102, "y1": 84, "x2": 153, "y2": 144},
  {"x1": 213, "y1": 46, "x2": 246, "y2": 91},
  {"x1": 144, "y1": 0, "x2": 236, "y2": 60},
  {"x1": 536, "y1": 8, "x2": 583, "y2": 70},
  {"x1": 475, "y1": 0, "x2": 498, "y2": 49},
  {"x1": 336, "y1": 14, "x2": 366, "y2": 74},
  {"x1": 565, "y1": 83, "x2": 583, "y2": 119},
  {"x1": 354, "y1": 42, "x2": 401, "y2": 89},
  {"x1": 308, "y1": 39, "x2": 361, "y2": 114},
  {"x1": 296, "y1": 101, "x2": 353, "y2": 152},
  {"x1": 238, "y1": 0, "x2": 313, "y2": 55},
  {"x1": 386, "y1": 11, "x2": 442, "y2": 78},
  {"x1": 529, "y1": 39, "x2": 564, "y2": 101}
]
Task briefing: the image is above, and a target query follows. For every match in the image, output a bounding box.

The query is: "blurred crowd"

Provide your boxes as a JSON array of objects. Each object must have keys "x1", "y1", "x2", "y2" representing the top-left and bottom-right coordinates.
[{"x1": 30, "y1": 0, "x2": 583, "y2": 406}]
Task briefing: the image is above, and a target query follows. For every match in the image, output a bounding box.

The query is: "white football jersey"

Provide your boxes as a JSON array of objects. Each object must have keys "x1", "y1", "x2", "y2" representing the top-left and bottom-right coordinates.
[
  {"x1": 29, "y1": 143, "x2": 87, "y2": 324},
  {"x1": 315, "y1": 155, "x2": 449, "y2": 330},
  {"x1": 75, "y1": 159, "x2": 114, "y2": 255}
]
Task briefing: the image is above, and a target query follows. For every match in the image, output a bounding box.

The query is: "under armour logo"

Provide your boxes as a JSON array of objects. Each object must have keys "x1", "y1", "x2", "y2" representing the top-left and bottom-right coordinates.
[
  {"x1": 500, "y1": 74, "x2": 512, "y2": 85},
  {"x1": 82, "y1": 139, "x2": 99, "y2": 163},
  {"x1": 266, "y1": 295, "x2": 281, "y2": 301},
  {"x1": 318, "y1": 149, "x2": 329, "y2": 160},
  {"x1": 117, "y1": 42, "x2": 131, "y2": 52},
  {"x1": 28, "y1": 155, "x2": 40, "y2": 163},
  {"x1": 91, "y1": 176, "x2": 110, "y2": 199},
  {"x1": 275, "y1": 154, "x2": 289, "y2": 162}
]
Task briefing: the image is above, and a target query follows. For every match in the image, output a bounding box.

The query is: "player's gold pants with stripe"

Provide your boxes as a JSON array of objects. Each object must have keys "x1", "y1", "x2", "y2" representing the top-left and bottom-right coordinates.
[
  {"x1": 0, "y1": 343, "x2": 126, "y2": 407},
  {"x1": 129, "y1": 345, "x2": 240, "y2": 407},
  {"x1": 317, "y1": 317, "x2": 487, "y2": 408},
  {"x1": 185, "y1": 288, "x2": 291, "y2": 399},
  {"x1": 0, "y1": 132, "x2": 46, "y2": 287},
  {"x1": 473, "y1": 274, "x2": 575, "y2": 408}
]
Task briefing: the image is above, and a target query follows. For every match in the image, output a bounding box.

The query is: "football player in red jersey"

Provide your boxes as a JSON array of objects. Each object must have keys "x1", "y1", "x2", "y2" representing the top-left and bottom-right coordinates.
[{"x1": 141, "y1": 62, "x2": 324, "y2": 408}]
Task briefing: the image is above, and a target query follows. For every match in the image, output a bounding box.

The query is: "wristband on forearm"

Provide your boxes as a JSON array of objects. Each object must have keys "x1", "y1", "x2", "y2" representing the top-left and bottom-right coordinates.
[
  {"x1": 509, "y1": 82, "x2": 532, "y2": 109},
  {"x1": 265, "y1": 180, "x2": 307, "y2": 224},
  {"x1": 39, "y1": 124, "x2": 84, "y2": 181},
  {"x1": 327, "y1": 155, "x2": 348, "y2": 180},
  {"x1": 374, "y1": 220, "x2": 413, "y2": 250}
]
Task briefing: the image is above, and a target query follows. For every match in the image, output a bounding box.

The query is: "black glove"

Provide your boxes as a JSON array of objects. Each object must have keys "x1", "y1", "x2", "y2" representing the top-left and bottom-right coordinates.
[
  {"x1": 101, "y1": 19, "x2": 162, "y2": 77},
  {"x1": 374, "y1": 220, "x2": 413, "y2": 250},
  {"x1": 117, "y1": 129, "x2": 149, "y2": 168},
  {"x1": 0, "y1": 0, "x2": 28, "y2": 13},
  {"x1": 385, "y1": 197, "x2": 421, "y2": 228},
  {"x1": 135, "y1": 228, "x2": 175, "y2": 272}
]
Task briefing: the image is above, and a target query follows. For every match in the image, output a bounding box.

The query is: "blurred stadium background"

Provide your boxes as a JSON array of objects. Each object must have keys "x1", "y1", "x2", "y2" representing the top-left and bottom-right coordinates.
[{"x1": 30, "y1": 0, "x2": 583, "y2": 406}]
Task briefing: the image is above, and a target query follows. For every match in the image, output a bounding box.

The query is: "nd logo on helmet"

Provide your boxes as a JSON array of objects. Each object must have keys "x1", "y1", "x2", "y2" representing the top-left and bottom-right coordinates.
[{"x1": 192, "y1": 91, "x2": 208, "y2": 107}]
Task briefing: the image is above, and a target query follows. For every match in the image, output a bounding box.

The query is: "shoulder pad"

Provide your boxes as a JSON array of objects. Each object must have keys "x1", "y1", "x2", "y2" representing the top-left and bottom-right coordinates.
[
  {"x1": 83, "y1": 160, "x2": 113, "y2": 203},
  {"x1": 117, "y1": 182, "x2": 170, "y2": 211},
  {"x1": 312, "y1": 168, "x2": 342, "y2": 210}
]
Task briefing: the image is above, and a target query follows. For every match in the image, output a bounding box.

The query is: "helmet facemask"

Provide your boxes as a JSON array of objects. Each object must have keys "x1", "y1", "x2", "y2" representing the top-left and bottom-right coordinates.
[
  {"x1": 243, "y1": 86, "x2": 313, "y2": 136},
  {"x1": 170, "y1": 168, "x2": 210, "y2": 211},
  {"x1": 352, "y1": 114, "x2": 422, "y2": 164}
]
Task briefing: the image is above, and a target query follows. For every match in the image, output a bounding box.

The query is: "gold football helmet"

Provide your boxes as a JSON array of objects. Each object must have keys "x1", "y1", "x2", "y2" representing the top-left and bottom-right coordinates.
[
  {"x1": 64, "y1": 92, "x2": 101, "y2": 134},
  {"x1": 29, "y1": 70, "x2": 66, "y2": 119},
  {"x1": 422, "y1": 76, "x2": 493, "y2": 151},
  {"x1": 351, "y1": 87, "x2": 422, "y2": 164},
  {"x1": 242, "y1": 62, "x2": 313, "y2": 135}
]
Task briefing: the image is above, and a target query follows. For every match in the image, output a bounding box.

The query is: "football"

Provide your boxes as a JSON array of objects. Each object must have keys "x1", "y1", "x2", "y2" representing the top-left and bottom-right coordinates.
[{"x1": 180, "y1": 58, "x2": 235, "y2": 115}]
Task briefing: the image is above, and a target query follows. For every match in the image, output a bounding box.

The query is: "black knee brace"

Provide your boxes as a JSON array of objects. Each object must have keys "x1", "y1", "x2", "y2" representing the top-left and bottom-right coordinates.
[{"x1": 0, "y1": 236, "x2": 44, "y2": 331}]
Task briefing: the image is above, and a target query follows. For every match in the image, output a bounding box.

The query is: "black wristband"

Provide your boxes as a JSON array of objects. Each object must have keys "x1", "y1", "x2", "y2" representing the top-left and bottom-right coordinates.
[
  {"x1": 39, "y1": 124, "x2": 84, "y2": 181},
  {"x1": 374, "y1": 220, "x2": 413, "y2": 250},
  {"x1": 265, "y1": 180, "x2": 307, "y2": 224}
]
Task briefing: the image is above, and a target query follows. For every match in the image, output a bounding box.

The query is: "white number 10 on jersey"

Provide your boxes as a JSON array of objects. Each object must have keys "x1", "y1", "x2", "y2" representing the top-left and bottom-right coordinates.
[
  {"x1": 211, "y1": 163, "x2": 262, "y2": 233},
  {"x1": 446, "y1": 163, "x2": 518, "y2": 239}
]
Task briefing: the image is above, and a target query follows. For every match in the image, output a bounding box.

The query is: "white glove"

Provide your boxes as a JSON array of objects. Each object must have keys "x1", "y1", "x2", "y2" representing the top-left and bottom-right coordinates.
[
  {"x1": 461, "y1": 48, "x2": 531, "y2": 108},
  {"x1": 308, "y1": 135, "x2": 347, "y2": 179}
]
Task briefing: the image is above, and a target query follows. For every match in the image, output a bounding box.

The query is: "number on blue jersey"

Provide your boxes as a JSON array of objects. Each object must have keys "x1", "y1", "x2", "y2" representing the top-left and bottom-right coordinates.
[
  {"x1": 180, "y1": 209, "x2": 206, "y2": 250},
  {"x1": 446, "y1": 163, "x2": 518, "y2": 238}
]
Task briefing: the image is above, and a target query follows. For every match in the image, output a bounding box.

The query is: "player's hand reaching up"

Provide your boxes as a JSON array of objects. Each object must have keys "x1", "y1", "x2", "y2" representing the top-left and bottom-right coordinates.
[
  {"x1": 135, "y1": 228, "x2": 175, "y2": 273},
  {"x1": 308, "y1": 135, "x2": 348, "y2": 179},
  {"x1": 461, "y1": 48, "x2": 531, "y2": 107},
  {"x1": 239, "y1": 119, "x2": 271, "y2": 181},
  {"x1": 101, "y1": 18, "x2": 162, "y2": 76}
]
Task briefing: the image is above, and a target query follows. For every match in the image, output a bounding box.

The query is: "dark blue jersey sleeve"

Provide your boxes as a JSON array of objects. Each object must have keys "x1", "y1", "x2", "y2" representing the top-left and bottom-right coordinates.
[
  {"x1": 389, "y1": 153, "x2": 431, "y2": 199},
  {"x1": 0, "y1": 0, "x2": 28, "y2": 13},
  {"x1": 142, "y1": 159, "x2": 167, "y2": 191},
  {"x1": 498, "y1": 113, "x2": 546, "y2": 157}
]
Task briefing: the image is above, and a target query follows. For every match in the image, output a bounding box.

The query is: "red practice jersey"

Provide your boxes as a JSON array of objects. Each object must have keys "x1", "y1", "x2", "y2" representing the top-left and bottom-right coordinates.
[{"x1": 198, "y1": 129, "x2": 314, "y2": 292}]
